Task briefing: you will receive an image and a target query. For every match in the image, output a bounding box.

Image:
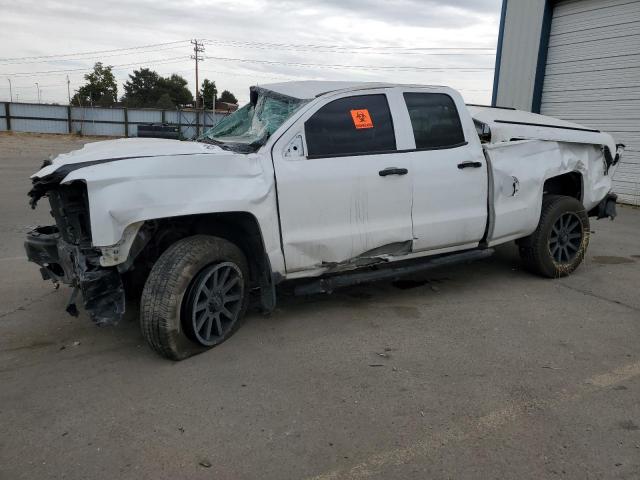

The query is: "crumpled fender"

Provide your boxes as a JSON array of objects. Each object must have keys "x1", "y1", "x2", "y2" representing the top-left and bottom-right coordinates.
[{"x1": 58, "y1": 152, "x2": 280, "y2": 259}]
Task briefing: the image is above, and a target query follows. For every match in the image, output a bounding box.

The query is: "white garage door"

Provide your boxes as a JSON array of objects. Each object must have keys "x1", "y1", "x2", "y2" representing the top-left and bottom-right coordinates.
[{"x1": 541, "y1": 0, "x2": 640, "y2": 205}]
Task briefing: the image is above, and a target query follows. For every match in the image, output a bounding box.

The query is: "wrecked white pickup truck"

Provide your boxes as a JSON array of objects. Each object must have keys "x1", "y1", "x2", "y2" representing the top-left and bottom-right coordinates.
[{"x1": 25, "y1": 81, "x2": 624, "y2": 359}]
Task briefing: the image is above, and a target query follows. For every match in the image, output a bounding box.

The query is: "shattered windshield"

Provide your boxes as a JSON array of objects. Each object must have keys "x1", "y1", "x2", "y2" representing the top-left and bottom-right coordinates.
[{"x1": 199, "y1": 90, "x2": 307, "y2": 152}]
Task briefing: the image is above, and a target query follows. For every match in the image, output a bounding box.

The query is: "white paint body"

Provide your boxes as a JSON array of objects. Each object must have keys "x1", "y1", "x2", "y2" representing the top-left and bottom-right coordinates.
[{"x1": 31, "y1": 82, "x2": 620, "y2": 280}]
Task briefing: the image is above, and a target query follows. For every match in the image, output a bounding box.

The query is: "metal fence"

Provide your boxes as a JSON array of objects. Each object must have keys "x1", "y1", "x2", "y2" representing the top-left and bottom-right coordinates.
[{"x1": 0, "y1": 102, "x2": 228, "y2": 139}]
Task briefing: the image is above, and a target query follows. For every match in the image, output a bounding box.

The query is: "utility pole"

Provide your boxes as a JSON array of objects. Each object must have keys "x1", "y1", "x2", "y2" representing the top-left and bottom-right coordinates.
[
  {"x1": 191, "y1": 39, "x2": 205, "y2": 136},
  {"x1": 191, "y1": 39, "x2": 205, "y2": 108},
  {"x1": 35, "y1": 82, "x2": 41, "y2": 103},
  {"x1": 7, "y1": 78, "x2": 12, "y2": 102},
  {"x1": 66, "y1": 75, "x2": 71, "y2": 105}
]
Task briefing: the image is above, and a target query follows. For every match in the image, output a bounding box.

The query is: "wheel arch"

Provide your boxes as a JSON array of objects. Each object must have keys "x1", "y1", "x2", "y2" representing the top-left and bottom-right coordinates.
[
  {"x1": 543, "y1": 171, "x2": 583, "y2": 203},
  {"x1": 121, "y1": 211, "x2": 277, "y2": 312}
]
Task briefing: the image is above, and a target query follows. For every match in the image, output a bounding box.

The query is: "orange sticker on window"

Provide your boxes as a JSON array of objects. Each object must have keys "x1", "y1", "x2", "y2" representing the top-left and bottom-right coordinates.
[{"x1": 350, "y1": 109, "x2": 374, "y2": 129}]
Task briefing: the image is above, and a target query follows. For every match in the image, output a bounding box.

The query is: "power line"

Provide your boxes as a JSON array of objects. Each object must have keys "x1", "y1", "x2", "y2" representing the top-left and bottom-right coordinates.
[
  {"x1": 0, "y1": 44, "x2": 190, "y2": 66},
  {"x1": 0, "y1": 40, "x2": 190, "y2": 62},
  {"x1": 204, "y1": 38, "x2": 494, "y2": 52},
  {"x1": 204, "y1": 39, "x2": 495, "y2": 56},
  {"x1": 202, "y1": 55, "x2": 494, "y2": 72},
  {"x1": 200, "y1": 68, "x2": 304, "y2": 80},
  {"x1": 2, "y1": 56, "x2": 191, "y2": 77}
]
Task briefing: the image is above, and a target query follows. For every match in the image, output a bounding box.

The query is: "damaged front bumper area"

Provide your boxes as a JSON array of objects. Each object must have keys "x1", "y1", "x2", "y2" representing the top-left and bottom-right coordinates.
[{"x1": 24, "y1": 182, "x2": 125, "y2": 325}]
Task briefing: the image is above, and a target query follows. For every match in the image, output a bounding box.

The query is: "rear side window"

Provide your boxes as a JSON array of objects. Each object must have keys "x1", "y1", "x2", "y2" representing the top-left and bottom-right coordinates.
[
  {"x1": 305, "y1": 94, "x2": 396, "y2": 158},
  {"x1": 403, "y1": 93, "x2": 465, "y2": 149}
]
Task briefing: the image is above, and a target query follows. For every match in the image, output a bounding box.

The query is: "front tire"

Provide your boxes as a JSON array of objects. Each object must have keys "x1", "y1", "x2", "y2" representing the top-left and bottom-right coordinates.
[
  {"x1": 518, "y1": 195, "x2": 589, "y2": 278},
  {"x1": 140, "y1": 235, "x2": 249, "y2": 360}
]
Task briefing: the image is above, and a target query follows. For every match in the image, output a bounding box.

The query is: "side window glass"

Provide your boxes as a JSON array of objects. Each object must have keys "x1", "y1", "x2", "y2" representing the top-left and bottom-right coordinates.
[
  {"x1": 305, "y1": 94, "x2": 396, "y2": 158},
  {"x1": 403, "y1": 93, "x2": 465, "y2": 149}
]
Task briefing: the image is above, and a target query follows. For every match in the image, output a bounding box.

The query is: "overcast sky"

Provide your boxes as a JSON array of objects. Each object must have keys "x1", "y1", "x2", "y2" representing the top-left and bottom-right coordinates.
[{"x1": 0, "y1": 0, "x2": 502, "y2": 105}]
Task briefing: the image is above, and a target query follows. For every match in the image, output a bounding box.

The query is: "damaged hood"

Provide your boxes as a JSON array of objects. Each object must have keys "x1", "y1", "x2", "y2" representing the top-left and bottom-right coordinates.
[
  {"x1": 28, "y1": 137, "x2": 274, "y2": 247},
  {"x1": 32, "y1": 138, "x2": 226, "y2": 179},
  {"x1": 28, "y1": 137, "x2": 253, "y2": 209}
]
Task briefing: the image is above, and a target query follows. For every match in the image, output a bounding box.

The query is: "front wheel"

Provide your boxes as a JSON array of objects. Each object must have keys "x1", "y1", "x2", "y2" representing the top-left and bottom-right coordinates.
[
  {"x1": 140, "y1": 235, "x2": 249, "y2": 360},
  {"x1": 518, "y1": 195, "x2": 590, "y2": 278}
]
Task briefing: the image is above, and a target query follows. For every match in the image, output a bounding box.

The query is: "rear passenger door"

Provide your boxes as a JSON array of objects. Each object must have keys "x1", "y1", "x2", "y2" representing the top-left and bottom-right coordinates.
[
  {"x1": 401, "y1": 90, "x2": 488, "y2": 252},
  {"x1": 273, "y1": 91, "x2": 414, "y2": 273}
]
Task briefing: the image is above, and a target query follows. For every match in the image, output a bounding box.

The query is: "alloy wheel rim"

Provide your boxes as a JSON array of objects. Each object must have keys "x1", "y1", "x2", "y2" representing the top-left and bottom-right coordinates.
[
  {"x1": 548, "y1": 212, "x2": 583, "y2": 263},
  {"x1": 188, "y1": 262, "x2": 244, "y2": 346}
]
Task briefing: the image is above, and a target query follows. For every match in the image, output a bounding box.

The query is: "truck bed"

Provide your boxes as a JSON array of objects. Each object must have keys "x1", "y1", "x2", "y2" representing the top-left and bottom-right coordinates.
[{"x1": 468, "y1": 105, "x2": 616, "y2": 154}]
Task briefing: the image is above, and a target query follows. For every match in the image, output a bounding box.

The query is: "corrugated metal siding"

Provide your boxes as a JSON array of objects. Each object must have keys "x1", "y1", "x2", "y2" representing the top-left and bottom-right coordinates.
[
  {"x1": 177, "y1": 110, "x2": 198, "y2": 139},
  {"x1": 0, "y1": 103, "x2": 7, "y2": 131},
  {"x1": 127, "y1": 109, "x2": 162, "y2": 124},
  {"x1": 9, "y1": 103, "x2": 68, "y2": 134},
  {"x1": 127, "y1": 109, "x2": 162, "y2": 137},
  {"x1": 494, "y1": 0, "x2": 546, "y2": 110},
  {"x1": 540, "y1": 0, "x2": 640, "y2": 205},
  {"x1": 0, "y1": 102, "x2": 227, "y2": 139}
]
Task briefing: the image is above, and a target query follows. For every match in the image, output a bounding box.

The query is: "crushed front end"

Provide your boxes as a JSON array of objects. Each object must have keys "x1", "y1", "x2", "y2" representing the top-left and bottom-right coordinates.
[{"x1": 25, "y1": 179, "x2": 125, "y2": 325}]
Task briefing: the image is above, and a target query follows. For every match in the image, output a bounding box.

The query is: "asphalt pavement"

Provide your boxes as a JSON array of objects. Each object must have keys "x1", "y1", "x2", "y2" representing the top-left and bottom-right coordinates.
[{"x1": 1, "y1": 132, "x2": 639, "y2": 480}]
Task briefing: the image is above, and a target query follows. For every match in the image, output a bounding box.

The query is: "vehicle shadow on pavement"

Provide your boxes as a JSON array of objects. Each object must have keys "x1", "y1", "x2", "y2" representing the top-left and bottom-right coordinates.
[{"x1": 1, "y1": 242, "x2": 525, "y2": 364}]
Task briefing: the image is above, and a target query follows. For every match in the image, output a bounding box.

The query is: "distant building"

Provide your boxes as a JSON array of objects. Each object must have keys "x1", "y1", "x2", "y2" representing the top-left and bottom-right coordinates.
[
  {"x1": 492, "y1": 0, "x2": 640, "y2": 205},
  {"x1": 214, "y1": 101, "x2": 238, "y2": 114}
]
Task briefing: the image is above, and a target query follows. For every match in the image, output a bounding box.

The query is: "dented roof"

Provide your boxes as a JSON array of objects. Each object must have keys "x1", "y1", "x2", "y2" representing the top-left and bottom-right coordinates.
[{"x1": 259, "y1": 81, "x2": 395, "y2": 99}]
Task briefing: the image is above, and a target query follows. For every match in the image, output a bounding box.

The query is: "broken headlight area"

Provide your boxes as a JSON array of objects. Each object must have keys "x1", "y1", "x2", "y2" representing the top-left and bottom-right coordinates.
[{"x1": 24, "y1": 181, "x2": 125, "y2": 326}]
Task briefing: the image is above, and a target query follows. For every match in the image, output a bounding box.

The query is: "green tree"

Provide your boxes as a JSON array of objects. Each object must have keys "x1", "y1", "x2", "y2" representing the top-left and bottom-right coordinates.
[
  {"x1": 121, "y1": 70, "x2": 193, "y2": 108},
  {"x1": 200, "y1": 79, "x2": 217, "y2": 109},
  {"x1": 218, "y1": 90, "x2": 237, "y2": 104},
  {"x1": 158, "y1": 74, "x2": 193, "y2": 107},
  {"x1": 155, "y1": 93, "x2": 174, "y2": 110},
  {"x1": 121, "y1": 68, "x2": 161, "y2": 107},
  {"x1": 72, "y1": 62, "x2": 117, "y2": 106}
]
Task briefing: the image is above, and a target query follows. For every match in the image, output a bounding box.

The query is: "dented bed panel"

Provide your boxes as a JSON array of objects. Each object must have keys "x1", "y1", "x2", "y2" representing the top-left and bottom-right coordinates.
[{"x1": 484, "y1": 139, "x2": 613, "y2": 245}]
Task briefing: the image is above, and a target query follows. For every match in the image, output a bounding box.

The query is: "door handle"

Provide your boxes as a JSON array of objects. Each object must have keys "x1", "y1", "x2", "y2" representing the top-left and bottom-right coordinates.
[
  {"x1": 379, "y1": 167, "x2": 408, "y2": 177},
  {"x1": 457, "y1": 161, "x2": 483, "y2": 169}
]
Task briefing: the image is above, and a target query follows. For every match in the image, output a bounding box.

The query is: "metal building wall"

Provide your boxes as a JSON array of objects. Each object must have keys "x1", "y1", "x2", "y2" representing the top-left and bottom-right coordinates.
[
  {"x1": 493, "y1": 0, "x2": 547, "y2": 110},
  {"x1": 540, "y1": 0, "x2": 640, "y2": 205}
]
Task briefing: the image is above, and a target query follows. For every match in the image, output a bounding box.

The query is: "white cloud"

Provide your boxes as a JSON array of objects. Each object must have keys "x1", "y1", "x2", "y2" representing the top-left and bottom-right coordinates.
[{"x1": 0, "y1": 0, "x2": 501, "y2": 105}]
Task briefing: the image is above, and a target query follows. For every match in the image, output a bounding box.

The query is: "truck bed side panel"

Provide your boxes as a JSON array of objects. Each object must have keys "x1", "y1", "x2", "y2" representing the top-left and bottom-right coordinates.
[{"x1": 484, "y1": 139, "x2": 611, "y2": 245}]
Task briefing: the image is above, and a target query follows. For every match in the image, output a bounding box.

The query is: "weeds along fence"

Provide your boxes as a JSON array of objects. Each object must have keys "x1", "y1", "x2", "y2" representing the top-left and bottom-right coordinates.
[{"x1": 0, "y1": 102, "x2": 229, "y2": 139}]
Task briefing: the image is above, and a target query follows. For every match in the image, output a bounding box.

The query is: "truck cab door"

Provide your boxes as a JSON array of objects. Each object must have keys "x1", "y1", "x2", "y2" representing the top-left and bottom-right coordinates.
[
  {"x1": 400, "y1": 89, "x2": 488, "y2": 252},
  {"x1": 272, "y1": 90, "x2": 414, "y2": 274}
]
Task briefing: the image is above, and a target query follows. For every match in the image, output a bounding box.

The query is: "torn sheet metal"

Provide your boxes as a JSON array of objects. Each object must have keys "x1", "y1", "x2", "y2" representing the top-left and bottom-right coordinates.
[
  {"x1": 25, "y1": 225, "x2": 125, "y2": 325},
  {"x1": 319, "y1": 240, "x2": 413, "y2": 273},
  {"x1": 468, "y1": 105, "x2": 617, "y2": 154}
]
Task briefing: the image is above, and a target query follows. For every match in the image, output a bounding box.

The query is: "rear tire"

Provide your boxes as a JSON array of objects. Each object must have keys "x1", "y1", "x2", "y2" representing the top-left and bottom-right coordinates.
[
  {"x1": 518, "y1": 195, "x2": 589, "y2": 278},
  {"x1": 140, "y1": 235, "x2": 249, "y2": 360}
]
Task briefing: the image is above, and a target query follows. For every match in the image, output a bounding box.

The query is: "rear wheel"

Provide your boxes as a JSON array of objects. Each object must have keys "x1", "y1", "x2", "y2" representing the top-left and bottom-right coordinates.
[
  {"x1": 518, "y1": 195, "x2": 589, "y2": 278},
  {"x1": 140, "y1": 235, "x2": 249, "y2": 360}
]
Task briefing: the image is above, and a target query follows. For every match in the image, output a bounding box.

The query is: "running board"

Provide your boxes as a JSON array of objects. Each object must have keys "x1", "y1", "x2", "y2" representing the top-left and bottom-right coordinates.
[{"x1": 294, "y1": 248, "x2": 494, "y2": 296}]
